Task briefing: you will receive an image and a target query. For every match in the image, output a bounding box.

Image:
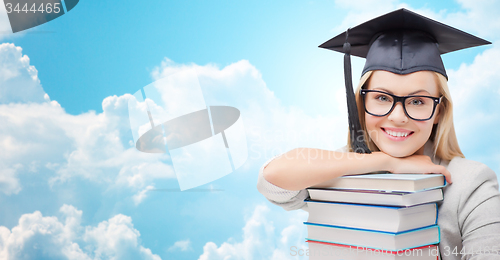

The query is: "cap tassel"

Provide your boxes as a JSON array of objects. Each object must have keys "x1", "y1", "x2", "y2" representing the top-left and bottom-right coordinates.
[{"x1": 343, "y1": 29, "x2": 371, "y2": 154}]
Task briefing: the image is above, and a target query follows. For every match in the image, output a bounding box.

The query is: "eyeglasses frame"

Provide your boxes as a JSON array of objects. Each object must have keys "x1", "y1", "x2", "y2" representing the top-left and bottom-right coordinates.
[{"x1": 360, "y1": 89, "x2": 443, "y2": 121}]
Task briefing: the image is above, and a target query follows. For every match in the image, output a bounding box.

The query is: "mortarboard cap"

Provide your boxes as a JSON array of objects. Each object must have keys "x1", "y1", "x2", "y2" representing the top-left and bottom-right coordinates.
[{"x1": 319, "y1": 8, "x2": 491, "y2": 153}]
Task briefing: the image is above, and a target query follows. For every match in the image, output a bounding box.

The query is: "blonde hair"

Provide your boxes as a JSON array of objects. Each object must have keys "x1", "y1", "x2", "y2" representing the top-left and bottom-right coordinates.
[{"x1": 347, "y1": 70, "x2": 464, "y2": 161}]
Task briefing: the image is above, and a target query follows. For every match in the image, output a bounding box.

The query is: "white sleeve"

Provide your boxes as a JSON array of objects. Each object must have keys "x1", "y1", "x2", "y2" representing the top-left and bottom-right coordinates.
[
  {"x1": 256, "y1": 146, "x2": 349, "y2": 212},
  {"x1": 256, "y1": 155, "x2": 310, "y2": 212}
]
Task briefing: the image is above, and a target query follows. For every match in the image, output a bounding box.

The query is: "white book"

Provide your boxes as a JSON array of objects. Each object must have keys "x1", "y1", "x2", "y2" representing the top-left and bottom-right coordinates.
[
  {"x1": 311, "y1": 173, "x2": 445, "y2": 192},
  {"x1": 307, "y1": 188, "x2": 443, "y2": 207},
  {"x1": 306, "y1": 241, "x2": 439, "y2": 260},
  {"x1": 306, "y1": 200, "x2": 437, "y2": 233},
  {"x1": 305, "y1": 223, "x2": 440, "y2": 251}
]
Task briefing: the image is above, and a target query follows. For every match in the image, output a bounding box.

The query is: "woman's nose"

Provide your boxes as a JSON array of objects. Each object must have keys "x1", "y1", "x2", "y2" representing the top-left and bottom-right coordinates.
[{"x1": 387, "y1": 102, "x2": 409, "y2": 123}]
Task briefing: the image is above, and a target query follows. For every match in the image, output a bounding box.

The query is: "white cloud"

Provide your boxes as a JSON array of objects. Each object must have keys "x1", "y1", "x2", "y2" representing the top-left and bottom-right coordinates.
[
  {"x1": 0, "y1": 163, "x2": 21, "y2": 195},
  {"x1": 0, "y1": 94, "x2": 176, "y2": 195},
  {"x1": 168, "y1": 239, "x2": 192, "y2": 252},
  {"x1": 330, "y1": 0, "x2": 409, "y2": 33},
  {"x1": 0, "y1": 23, "x2": 360, "y2": 198},
  {"x1": 152, "y1": 58, "x2": 349, "y2": 163},
  {"x1": 444, "y1": 0, "x2": 500, "y2": 41},
  {"x1": 84, "y1": 214, "x2": 160, "y2": 260},
  {"x1": 0, "y1": 43, "x2": 175, "y2": 196},
  {"x1": 0, "y1": 43, "x2": 45, "y2": 104},
  {"x1": 0, "y1": 204, "x2": 161, "y2": 260},
  {"x1": 132, "y1": 185, "x2": 155, "y2": 206},
  {"x1": 0, "y1": 42, "x2": 349, "y2": 199},
  {"x1": 197, "y1": 205, "x2": 308, "y2": 260}
]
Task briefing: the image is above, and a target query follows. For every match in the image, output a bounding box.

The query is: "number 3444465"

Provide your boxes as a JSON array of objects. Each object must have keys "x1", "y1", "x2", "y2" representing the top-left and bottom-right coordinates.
[{"x1": 5, "y1": 2, "x2": 62, "y2": 14}]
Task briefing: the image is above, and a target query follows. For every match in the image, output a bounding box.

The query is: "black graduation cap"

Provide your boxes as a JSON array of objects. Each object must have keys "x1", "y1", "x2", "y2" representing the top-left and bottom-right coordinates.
[{"x1": 319, "y1": 8, "x2": 491, "y2": 154}]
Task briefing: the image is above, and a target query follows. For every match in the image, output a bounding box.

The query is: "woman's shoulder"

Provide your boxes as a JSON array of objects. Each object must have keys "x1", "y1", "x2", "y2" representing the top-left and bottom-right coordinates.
[
  {"x1": 446, "y1": 156, "x2": 499, "y2": 189},
  {"x1": 448, "y1": 156, "x2": 495, "y2": 175}
]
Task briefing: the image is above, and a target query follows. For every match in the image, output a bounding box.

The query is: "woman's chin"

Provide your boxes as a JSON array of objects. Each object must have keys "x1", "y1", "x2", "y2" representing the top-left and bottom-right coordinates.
[
  {"x1": 377, "y1": 145, "x2": 415, "y2": 158},
  {"x1": 386, "y1": 152, "x2": 411, "y2": 158}
]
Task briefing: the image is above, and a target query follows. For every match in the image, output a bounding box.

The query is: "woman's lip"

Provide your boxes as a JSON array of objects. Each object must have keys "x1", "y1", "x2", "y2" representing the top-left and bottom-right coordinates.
[{"x1": 381, "y1": 127, "x2": 414, "y2": 141}]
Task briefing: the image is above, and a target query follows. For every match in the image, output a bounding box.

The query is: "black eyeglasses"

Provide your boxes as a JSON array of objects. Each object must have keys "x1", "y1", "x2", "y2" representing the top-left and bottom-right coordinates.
[{"x1": 360, "y1": 89, "x2": 442, "y2": 121}]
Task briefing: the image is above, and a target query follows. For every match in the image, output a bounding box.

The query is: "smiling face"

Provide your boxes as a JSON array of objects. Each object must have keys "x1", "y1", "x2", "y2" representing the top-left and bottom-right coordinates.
[{"x1": 364, "y1": 70, "x2": 442, "y2": 157}]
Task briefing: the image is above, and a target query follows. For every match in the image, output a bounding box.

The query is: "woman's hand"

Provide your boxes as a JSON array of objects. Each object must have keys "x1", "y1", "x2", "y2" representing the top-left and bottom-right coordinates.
[{"x1": 382, "y1": 152, "x2": 452, "y2": 184}]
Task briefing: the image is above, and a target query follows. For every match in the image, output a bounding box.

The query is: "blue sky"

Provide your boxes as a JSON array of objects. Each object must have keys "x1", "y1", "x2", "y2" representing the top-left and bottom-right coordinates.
[{"x1": 1, "y1": 0, "x2": 499, "y2": 259}]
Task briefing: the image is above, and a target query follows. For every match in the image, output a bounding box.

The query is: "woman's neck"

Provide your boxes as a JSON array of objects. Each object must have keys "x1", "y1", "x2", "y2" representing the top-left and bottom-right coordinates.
[{"x1": 415, "y1": 145, "x2": 426, "y2": 155}]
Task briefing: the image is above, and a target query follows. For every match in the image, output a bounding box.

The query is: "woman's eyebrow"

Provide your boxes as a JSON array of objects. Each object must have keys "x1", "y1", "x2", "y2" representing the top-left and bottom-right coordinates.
[
  {"x1": 408, "y1": 89, "x2": 432, "y2": 95},
  {"x1": 372, "y1": 87, "x2": 432, "y2": 95}
]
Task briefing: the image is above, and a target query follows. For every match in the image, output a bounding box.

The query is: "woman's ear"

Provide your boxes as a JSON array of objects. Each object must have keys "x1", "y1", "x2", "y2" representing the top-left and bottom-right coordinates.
[{"x1": 433, "y1": 104, "x2": 442, "y2": 124}]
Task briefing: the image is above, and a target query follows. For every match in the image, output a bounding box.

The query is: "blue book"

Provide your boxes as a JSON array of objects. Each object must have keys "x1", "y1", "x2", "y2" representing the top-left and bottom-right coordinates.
[
  {"x1": 304, "y1": 222, "x2": 440, "y2": 251},
  {"x1": 306, "y1": 200, "x2": 438, "y2": 233}
]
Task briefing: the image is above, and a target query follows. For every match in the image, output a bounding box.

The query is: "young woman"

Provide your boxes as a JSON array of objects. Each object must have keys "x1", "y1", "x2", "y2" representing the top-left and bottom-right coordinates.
[{"x1": 257, "y1": 9, "x2": 500, "y2": 259}]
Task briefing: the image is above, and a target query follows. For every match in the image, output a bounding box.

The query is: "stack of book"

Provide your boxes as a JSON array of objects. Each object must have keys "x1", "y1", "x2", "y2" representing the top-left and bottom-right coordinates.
[{"x1": 304, "y1": 173, "x2": 446, "y2": 260}]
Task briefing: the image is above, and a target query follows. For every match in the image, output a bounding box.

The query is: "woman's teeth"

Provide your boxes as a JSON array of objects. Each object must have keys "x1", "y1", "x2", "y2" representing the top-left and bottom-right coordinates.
[{"x1": 385, "y1": 129, "x2": 410, "y2": 137}]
